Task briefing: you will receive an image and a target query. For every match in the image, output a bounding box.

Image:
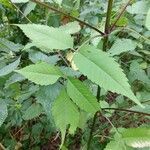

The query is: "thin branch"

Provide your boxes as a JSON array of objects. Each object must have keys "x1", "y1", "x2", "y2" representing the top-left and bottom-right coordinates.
[
  {"x1": 104, "y1": 115, "x2": 120, "y2": 136},
  {"x1": 87, "y1": 86, "x2": 101, "y2": 150},
  {"x1": 11, "y1": 2, "x2": 32, "y2": 23},
  {"x1": 14, "y1": 124, "x2": 27, "y2": 136},
  {"x1": 93, "y1": 134, "x2": 113, "y2": 140},
  {"x1": 31, "y1": 0, "x2": 105, "y2": 36},
  {"x1": 103, "y1": 108, "x2": 150, "y2": 117},
  {"x1": 57, "y1": 51, "x2": 70, "y2": 67},
  {"x1": 0, "y1": 143, "x2": 5, "y2": 150},
  {"x1": 110, "y1": 0, "x2": 132, "y2": 32}
]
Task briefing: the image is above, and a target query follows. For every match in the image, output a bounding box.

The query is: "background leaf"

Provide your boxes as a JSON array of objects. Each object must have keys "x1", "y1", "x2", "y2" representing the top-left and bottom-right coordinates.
[
  {"x1": 109, "y1": 39, "x2": 137, "y2": 56},
  {"x1": 54, "y1": 0, "x2": 63, "y2": 5},
  {"x1": 0, "y1": 0, "x2": 13, "y2": 8},
  {"x1": 52, "y1": 89, "x2": 79, "y2": 147},
  {"x1": 0, "y1": 38, "x2": 22, "y2": 52},
  {"x1": 105, "y1": 128, "x2": 150, "y2": 149},
  {"x1": 0, "y1": 100, "x2": 8, "y2": 127},
  {"x1": 127, "y1": 1, "x2": 149, "y2": 14},
  {"x1": 122, "y1": 128, "x2": 150, "y2": 148},
  {"x1": 29, "y1": 50, "x2": 60, "y2": 64},
  {"x1": 128, "y1": 61, "x2": 150, "y2": 84},
  {"x1": 23, "y1": 1, "x2": 36, "y2": 17},
  {"x1": 0, "y1": 57, "x2": 20, "y2": 77},
  {"x1": 5, "y1": 73, "x2": 25, "y2": 88},
  {"x1": 36, "y1": 82, "x2": 62, "y2": 119},
  {"x1": 145, "y1": 8, "x2": 150, "y2": 30},
  {"x1": 23, "y1": 103, "x2": 43, "y2": 120}
]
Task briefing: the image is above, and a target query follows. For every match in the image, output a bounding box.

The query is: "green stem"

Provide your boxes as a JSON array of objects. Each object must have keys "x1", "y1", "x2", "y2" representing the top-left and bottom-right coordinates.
[
  {"x1": 105, "y1": 0, "x2": 114, "y2": 34},
  {"x1": 103, "y1": 0, "x2": 114, "y2": 51},
  {"x1": 87, "y1": 86, "x2": 101, "y2": 150},
  {"x1": 87, "y1": 1, "x2": 114, "y2": 149}
]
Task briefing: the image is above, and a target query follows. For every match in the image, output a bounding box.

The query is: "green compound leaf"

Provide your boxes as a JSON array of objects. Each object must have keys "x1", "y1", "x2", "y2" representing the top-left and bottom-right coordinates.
[
  {"x1": 67, "y1": 77, "x2": 100, "y2": 114},
  {"x1": 73, "y1": 45, "x2": 142, "y2": 107},
  {"x1": 15, "y1": 62, "x2": 63, "y2": 85}
]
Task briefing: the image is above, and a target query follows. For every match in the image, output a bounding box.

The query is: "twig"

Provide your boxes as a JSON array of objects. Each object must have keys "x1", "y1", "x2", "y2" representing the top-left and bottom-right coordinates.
[
  {"x1": 57, "y1": 51, "x2": 70, "y2": 67},
  {"x1": 0, "y1": 143, "x2": 5, "y2": 150},
  {"x1": 52, "y1": 132, "x2": 60, "y2": 142},
  {"x1": 93, "y1": 134, "x2": 113, "y2": 140},
  {"x1": 103, "y1": 108, "x2": 150, "y2": 116},
  {"x1": 14, "y1": 124, "x2": 26, "y2": 136},
  {"x1": 104, "y1": 115, "x2": 120, "y2": 136},
  {"x1": 11, "y1": 2, "x2": 32, "y2": 23},
  {"x1": 110, "y1": 0, "x2": 132, "y2": 32},
  {"x1": 31, "y1": 0, "x2": 105, "y2": 36}
]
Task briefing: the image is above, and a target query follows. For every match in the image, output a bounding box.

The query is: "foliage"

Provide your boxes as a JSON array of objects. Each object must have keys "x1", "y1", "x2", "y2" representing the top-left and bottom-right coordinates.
[
  {"x1": 52, "y1": 89, "x2": 80, "y2": 147},
  {"x1": 16, "y1": 24, "x2": 74, "y2": 51},
  {"x1": 0, "y1": 0, "x2": 150, "y2": 149},
  {"x1": 15, "y1": 62, "x2": 63, "y2": 85},
  {"x1": 105, "y1": 128, "x2": 150, "y2": 150},
  {"x1": 0, "y1": 100, "x2": 8, "y2": 127},
  {"x1": 73, "y1": 44, "x2": 142, "y2": 106}
]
